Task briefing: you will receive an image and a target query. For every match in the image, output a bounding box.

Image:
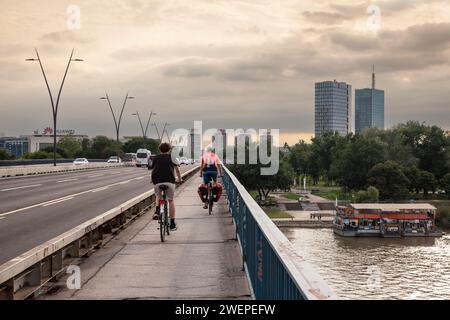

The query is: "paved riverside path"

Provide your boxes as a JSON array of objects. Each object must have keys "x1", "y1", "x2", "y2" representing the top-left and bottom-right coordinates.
[{"x1": 43, "y1": 175, "x2": 251, "y2": 300}]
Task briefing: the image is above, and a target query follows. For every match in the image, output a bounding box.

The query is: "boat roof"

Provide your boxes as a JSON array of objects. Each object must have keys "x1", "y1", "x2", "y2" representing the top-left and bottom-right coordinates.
[{"x1": 350, "y1": 203, "x2": 436, "y2": 211}]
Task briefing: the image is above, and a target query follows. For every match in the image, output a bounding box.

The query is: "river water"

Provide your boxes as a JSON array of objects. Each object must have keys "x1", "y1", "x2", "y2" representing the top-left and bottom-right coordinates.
[{"x1": 282, "y1": 228, "x2": 450, "y2": 300}]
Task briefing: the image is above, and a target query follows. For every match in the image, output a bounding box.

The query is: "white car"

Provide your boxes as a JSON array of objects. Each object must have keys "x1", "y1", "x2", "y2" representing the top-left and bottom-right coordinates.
[
  {"x1": 178, "y1": 157, "x2": 190, "y2": 165},
  {"x1": 73, "y1": 158, "x2": 89, "y2": 165},
  {"x1": 107, "y1": 156, "x2": 122, "y2": 163}
]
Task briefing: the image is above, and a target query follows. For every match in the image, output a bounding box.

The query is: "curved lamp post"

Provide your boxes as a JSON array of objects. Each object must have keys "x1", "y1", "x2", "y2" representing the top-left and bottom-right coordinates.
[
  {"x1": 100, "y1": 93, "x2": 134, "y2": 142},
  {"x1": 26, "y1": 48, "x2": 83, "y2": 166}
]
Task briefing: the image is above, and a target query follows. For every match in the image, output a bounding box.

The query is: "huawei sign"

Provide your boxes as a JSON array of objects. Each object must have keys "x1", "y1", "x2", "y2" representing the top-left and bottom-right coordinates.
[{"x1": 43, "y1": 127, "x2": 53, "y2": 135}]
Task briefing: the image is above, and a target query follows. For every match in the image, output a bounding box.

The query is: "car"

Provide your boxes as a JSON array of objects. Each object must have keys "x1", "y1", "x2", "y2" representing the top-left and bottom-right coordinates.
[
  {"x1": 73, "y1": 158, "x2": 89, "y2": 165},
  {"x1": 107, "y1": 156, "x2": 122, "y2": 163},
  {"x1": 178, "y1": 157, "x2": 190, "y2": 165}
]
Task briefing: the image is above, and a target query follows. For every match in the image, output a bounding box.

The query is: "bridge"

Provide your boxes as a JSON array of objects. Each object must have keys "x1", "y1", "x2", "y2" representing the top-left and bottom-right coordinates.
[{"x1": 0, "y1": 162, "x2": 335, "y2": 300}]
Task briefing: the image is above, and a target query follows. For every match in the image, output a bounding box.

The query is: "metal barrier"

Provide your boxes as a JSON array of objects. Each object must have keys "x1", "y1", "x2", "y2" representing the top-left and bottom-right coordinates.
[
  {"x1": 0, "y1": 166, "x2": 200, "y2": 300},
  {"x1": 222, "y1": 165, "x2": 336, "y2": 300}
]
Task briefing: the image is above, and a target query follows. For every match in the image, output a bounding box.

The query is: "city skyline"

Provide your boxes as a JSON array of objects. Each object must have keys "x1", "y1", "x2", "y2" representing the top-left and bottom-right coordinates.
[{"x1": 1, "y1": 0, "x2": 450, "y2": 145}]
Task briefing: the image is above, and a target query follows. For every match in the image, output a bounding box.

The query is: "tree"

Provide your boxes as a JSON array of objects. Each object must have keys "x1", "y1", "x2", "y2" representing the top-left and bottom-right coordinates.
[
  {"x1": 355, "y1": 186, "x2": 379, "y2": 203},
  {"x1": 367, "y1": 161, "x2": 410, "y2": 200},
  {"x1": 41, "y1": 146, "x2": 68, "y2": 158},
  {"x1": 228, "y1": 149, "x2": 294, "y2": 201},
  {"x1": 440, "y1": 173, "x2": 450, "y2": 198},
  {"x1": 0, "y1": 149, "x2": 12, "y2": 160},
  {"x1": 288, "y1": 140, "x2": 310, "y2": 185},
  {"x1": 89, "y1": 136, "x2": 122, "y2": 159},
  {"x1": 123, "y1": 137, "x2": 159, "y2": 154},
  {"x1": 418, "y1": 171, "x2": 437, "y2": 195},
  {"x1": 333, "y1": 134, "x2": 386, "y2": 191},
  {"x1": 57, "y1": 137, "x2": 81, "y2": 158},
  {"x1": 309, "y1": 132, "x2": 346, "y2": 185},
  {"x1": 403, "y1": 165, "x2": 420, "y2": 193},
  {"x1": 23, "y1": 151, "x2": 61, "y2": 159}
]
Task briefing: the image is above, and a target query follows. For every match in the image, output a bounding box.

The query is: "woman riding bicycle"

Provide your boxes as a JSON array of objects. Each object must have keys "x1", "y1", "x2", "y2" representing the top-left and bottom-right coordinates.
[{"x1": 199, "y1": 146, "x2": 222, "y2": 209}]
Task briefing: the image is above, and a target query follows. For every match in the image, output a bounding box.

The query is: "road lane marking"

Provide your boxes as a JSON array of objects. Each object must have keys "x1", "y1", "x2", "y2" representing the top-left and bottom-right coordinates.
[
  {"x1": 0, "y1": 174, "x2": 149, "y2": 218},
  {"x1": 42, "y1": 197, "x2": 74, "y2": 207},
  {"x1": 110, "y1": 172, "x2": 122, "y2": 175},
  {"x1": 0, "y1": 184, "x2": 42, "y2": 192},
  {"x1": 57, "y1": 178, "x2": 78, "y2": 183},
  {"x1": 92, "y1": 186, "x2": 109, "y2": 193},
  {"x1": 135, "y1": 176, "x2": 145, "y2": 180}
]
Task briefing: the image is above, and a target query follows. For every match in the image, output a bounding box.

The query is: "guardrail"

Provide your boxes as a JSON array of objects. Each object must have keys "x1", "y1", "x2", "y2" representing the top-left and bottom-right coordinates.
[
  {"x1": 0, "y1": 166, "x2": 200, "y2": 300},
  {"x1": 0, "y1": 159, "x2": 111, "y2": 167},
  {"x1": 0, "y1": 162, "x2": 132, "y2": 178},
  {"x1": 222, "y1": 165, "x2": 336, "y2": 300}
]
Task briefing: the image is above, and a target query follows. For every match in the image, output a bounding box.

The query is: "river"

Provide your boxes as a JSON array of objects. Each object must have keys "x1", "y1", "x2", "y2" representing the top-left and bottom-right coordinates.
[{"x1": 282, "y1": 227, "x2": 450, "y2": 299}]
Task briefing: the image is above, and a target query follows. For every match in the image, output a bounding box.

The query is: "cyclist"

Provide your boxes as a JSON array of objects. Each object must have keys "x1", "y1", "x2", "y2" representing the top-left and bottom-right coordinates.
[
  {"x1": 199, "y1": 146, "x2": 223, "y2": 209},
  {"x1": 150, "y1": 142, "x2": 182, "y2": 230}
]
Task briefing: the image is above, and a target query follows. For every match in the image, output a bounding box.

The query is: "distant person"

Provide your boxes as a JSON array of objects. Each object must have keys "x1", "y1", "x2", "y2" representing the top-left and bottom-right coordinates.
[
  {"x1": 199, "y1": 147, "x2": 223, "y2": 209},
  {"x1": 150, "y1": 143, "x2": 182, "y2": 231}
]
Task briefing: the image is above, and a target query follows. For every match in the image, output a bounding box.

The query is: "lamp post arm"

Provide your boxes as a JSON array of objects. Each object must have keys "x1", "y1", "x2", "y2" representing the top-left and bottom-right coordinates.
[
  {"x1": 55, "y1": 49, "x2": 74, "y2": 115},
  {"x1": 34, "y1": 48, "x2": 56, "y2": 114}
]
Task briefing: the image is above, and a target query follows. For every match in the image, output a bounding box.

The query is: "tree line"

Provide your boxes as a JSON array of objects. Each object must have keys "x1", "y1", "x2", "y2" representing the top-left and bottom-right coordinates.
[
  {"x1": 0, "y1": 136, "x2": 160, "y2": 160},
  {"x1": 227, "y1": 121, "x2": 449, "y2": 202}
]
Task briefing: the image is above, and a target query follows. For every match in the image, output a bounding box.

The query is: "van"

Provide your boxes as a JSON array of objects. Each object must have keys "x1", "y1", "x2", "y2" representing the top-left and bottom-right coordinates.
[{"x1": 136, "y1": 149, "x2": 152, "y2": 167}]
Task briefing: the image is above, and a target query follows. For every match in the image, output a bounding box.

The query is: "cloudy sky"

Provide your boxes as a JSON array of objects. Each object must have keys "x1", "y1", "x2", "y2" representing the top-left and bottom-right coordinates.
[{"x1": 1, "y1": 0, "x2": 449, "y2": 144}]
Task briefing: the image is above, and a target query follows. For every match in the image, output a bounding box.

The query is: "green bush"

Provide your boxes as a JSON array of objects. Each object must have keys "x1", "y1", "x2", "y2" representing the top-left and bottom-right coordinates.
[{"x1": 436, "y1": 208, "x2": 450, "y2": 229}]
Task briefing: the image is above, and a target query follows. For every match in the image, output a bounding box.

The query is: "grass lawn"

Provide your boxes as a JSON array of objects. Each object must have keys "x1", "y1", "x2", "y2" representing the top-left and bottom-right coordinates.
[
  {"x1": 263, "y1": 207, "x2": 292, "y2": 219},
  {"x1": 314, "y1": 188, "x2": 354, "y2": 201},
  {"x1": 282, "y1": 193, "x2": 301, "y2": 201}
]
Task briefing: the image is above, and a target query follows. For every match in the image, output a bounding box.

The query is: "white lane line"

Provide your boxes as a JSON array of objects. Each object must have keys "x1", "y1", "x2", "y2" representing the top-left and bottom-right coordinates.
[
  {"x1": 91, "y1": 186, "x2": 109, "y2": 193},
  {"x1": 110, "y1": 172, "x2": 122, "y2": 175},
  {"x1": 57, "y1": 178, "x2": 78, "y2": 183},
  {"x1": 42, "y1": 197, "x2": 74, "y2": 207},
  {"x1": 0, "y1": 174, "x2": 148, "y2": 218},
  {"x1": 135, "y1": 176, "x2": 145, "y2": 180},
  {"x1": 0, "y1": 184, "x2": 42, "y2": 192},
  {"x1": 88, "y1": 174, "x2": 104, "y2": 178}
]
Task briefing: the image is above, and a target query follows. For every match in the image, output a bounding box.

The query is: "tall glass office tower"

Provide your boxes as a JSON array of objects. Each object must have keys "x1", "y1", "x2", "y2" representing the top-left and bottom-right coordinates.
[
  {"x1": 315, "y1": 80, "x2": 352, "y2": 136},
  {"x1": 355, "y1": 67, "x2": 385, "y2": 134}
]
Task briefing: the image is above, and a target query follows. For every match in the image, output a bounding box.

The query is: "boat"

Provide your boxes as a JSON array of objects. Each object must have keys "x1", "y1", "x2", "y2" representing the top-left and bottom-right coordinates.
[{"x1": 333, "y1": 203, "x2": 442, "y2": 238}]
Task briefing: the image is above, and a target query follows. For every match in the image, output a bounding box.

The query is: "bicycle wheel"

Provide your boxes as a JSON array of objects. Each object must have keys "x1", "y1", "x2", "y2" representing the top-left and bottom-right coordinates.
[
  {"x1": 165, "y1": 205, "x2": 170, "y2": 236},
  {"x1": 159, "y1": 204, "x2": 165, "y2": 242}
]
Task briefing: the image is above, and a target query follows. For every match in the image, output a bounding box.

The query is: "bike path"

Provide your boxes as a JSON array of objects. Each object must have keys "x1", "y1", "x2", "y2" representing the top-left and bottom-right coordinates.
[{"x1": 43, "y1": 175, "x2": 251, "y2": 299}]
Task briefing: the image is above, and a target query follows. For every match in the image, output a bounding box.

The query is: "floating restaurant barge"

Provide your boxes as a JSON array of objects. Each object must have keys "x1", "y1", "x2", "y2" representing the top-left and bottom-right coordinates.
[{"x1": 334, "y1": 203, "x2": 442, "y2": 237}]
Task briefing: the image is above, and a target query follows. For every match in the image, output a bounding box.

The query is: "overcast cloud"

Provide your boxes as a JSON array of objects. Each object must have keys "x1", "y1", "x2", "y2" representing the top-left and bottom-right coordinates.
[{"x1": 0, "y1": 0, "x2": 449, "y2": 144}]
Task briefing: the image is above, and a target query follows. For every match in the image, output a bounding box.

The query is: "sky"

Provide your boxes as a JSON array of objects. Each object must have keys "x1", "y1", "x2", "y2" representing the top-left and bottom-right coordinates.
[{"x1": 1, "y1": 0, "x2": 450, "y2": 145}]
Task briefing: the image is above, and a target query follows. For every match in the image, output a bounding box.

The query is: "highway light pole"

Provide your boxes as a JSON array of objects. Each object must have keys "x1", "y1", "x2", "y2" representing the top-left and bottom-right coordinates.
[
  {"x1": 161, "y1": 123, "x2": 170, "y2": 142},
  {"x1": 26, "y1": 48, "x2": 83, "y2": 166},
  {"x1": 132, "y1": 112, "x2": 145, "y2": 139},
  {"x1": 152, "y1": 123, "x2": 161, "y2": 141},
  {"x1": 100, "y1": 93, "x2": 135, "y2": 143},
  {"x1": 133, "y1": 111, "x2": 157, "y2": 139}
]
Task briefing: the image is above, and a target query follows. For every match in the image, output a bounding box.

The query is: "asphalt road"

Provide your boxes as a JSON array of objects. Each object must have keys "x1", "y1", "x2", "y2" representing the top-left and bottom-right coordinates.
[{"x1": 0, "y1": 165, "x2": 196, "y2": 265}]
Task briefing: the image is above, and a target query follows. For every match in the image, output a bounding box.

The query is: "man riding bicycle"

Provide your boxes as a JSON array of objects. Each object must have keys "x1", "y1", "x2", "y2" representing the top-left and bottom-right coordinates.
[
  {"x1": 150, "y1": 142, "x2": 182, "y2": 230},
  {"x1": 199, "y1": 146, "x2": 223, "y2": 209}
]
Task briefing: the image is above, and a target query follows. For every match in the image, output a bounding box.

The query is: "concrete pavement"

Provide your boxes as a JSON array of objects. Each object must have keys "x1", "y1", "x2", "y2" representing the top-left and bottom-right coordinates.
[{"x1": 42, "y1": 175, "x2": 251, "y2": 300}]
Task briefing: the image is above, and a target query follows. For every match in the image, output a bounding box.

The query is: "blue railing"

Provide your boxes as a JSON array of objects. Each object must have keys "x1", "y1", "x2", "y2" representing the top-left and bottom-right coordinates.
[{"x1": 222, "y1": 165, "x2": 336, "y2": 300}]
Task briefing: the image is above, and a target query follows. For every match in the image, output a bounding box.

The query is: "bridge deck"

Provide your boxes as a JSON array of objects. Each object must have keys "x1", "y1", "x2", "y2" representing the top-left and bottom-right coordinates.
[{"x1": 43, "y1": 175, "x2": 251, "y2": 300}]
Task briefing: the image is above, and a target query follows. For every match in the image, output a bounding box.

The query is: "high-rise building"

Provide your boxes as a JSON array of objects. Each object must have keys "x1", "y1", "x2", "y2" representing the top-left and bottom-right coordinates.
[
  {"x1": 212, "y1": 129, "x2": 227, "y2": 161},
  {"x1": 355, "y1": 66, "x2": 385, "y2": 134},
  {"x1": 187, "y1": 128, "x2": 202, "y2": 160},
  {"x1": 315, "y1": 80, "x2": 352, "y2": 136}
]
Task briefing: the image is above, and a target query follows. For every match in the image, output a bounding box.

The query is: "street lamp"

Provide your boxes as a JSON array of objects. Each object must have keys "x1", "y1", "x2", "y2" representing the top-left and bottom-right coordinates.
[
  {"x1": 100, "y1": 93, "x2": 135, "y2": 142},
  {"x1": 161, "y1": 123, "x2": 170, "y2": 142},
  {"x1": 152, "y1": 123, "x2": 161, "y2": 141},
  {"x1": 132, "y1": 111, "x2": 156, "y2": 139},
  {"x1": 132, "y1": 112, "x2": 145, "y2": 139},
  {"x1": 26, "y1": 48, "x2": 83, "y2": 166}
]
